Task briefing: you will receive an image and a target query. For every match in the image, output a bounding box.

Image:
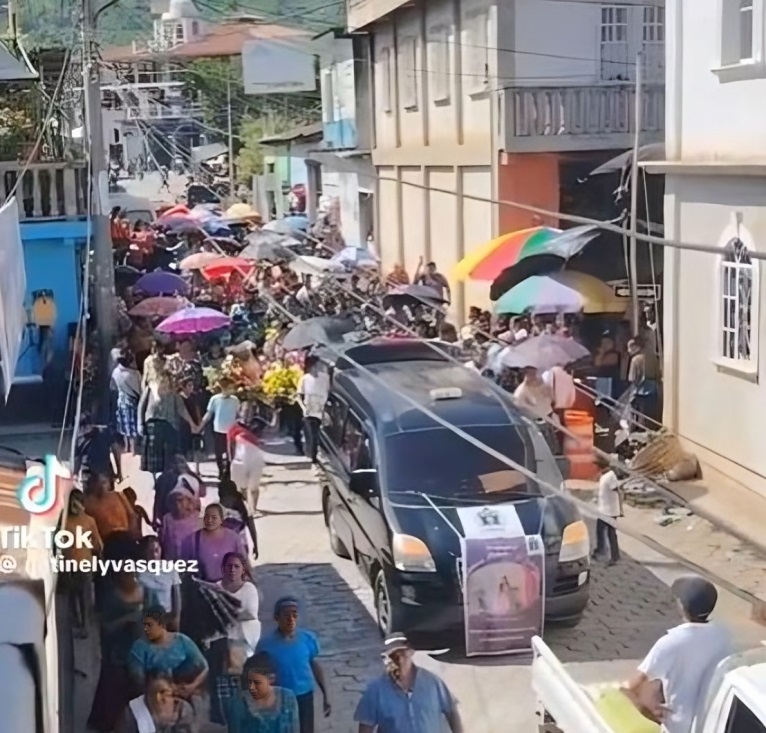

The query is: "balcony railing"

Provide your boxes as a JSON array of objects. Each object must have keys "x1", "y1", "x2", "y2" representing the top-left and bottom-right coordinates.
[
  {"x1": 503, "y1": 83, "x2": 665, "y2": 153},
  {"x1": 126, "y1": 101, "x2": 203, "y2": 120},
  {"x1": 0, "y1": 162, "x2": 89, "y2": 220}
]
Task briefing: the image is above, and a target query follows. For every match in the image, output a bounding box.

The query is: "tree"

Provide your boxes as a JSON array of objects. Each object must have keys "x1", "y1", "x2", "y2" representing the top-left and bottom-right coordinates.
[{"x1": 234, "y1": 114, "x2": 294, "y2": 183}]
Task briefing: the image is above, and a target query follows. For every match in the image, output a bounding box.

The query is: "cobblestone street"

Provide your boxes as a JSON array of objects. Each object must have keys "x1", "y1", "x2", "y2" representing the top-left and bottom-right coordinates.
[{"x1": 5, "y1": 428, "x2": 765, "y2": 732}]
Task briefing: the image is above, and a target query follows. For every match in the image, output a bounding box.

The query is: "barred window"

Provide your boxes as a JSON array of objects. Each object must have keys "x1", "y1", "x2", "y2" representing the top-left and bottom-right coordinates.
[{"x1": 721, "y1": 237, "x2": 753, "y2": 361}]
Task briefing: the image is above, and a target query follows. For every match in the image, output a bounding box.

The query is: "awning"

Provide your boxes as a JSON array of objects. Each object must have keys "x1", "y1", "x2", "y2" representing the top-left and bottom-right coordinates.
[{"x1": 260, "y1": 121, "x2": 323, "y2": 145}]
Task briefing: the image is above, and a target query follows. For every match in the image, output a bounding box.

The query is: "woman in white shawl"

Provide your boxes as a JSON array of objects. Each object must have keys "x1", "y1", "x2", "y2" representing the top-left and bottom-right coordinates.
[
  {"x1": 228, "y1": 415, "x2": 267, "y2": 515},
  {"x1": 115, "y1": 674, "x2": 197, "y2": 733}
]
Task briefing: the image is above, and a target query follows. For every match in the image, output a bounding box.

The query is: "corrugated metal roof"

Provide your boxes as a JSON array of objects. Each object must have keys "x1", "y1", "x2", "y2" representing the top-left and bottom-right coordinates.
[{"x1": 260, "y1": 121, "x2": 323, "y2": 145}]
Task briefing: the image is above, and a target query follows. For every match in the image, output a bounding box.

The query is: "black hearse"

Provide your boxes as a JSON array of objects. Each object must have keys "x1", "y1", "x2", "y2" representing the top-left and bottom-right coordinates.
[{"x1": 318, "y1": 339, "x2": 590, "y2": 636}]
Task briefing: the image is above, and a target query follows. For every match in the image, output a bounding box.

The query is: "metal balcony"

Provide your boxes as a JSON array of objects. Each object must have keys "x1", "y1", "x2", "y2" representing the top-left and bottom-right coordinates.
[{"x1": 502, "y1": 83, "x2": 665, "y2": 153}]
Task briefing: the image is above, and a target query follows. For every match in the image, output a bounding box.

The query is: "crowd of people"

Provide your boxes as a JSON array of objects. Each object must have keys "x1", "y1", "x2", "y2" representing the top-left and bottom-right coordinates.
[{"x1": 58, "y1": 192, "x2": 674, "y2": 733}]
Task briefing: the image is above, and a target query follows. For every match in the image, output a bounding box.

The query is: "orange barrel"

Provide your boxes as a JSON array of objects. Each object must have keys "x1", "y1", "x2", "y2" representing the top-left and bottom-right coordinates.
[{"x1": 562, "y1": 410, "x2": 598, "y2": 480}]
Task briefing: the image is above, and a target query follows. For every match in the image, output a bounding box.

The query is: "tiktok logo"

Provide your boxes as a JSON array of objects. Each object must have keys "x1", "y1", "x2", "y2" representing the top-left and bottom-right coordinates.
[{"x1": 17, "y1": 455, "x2": 67, "y2": 515}]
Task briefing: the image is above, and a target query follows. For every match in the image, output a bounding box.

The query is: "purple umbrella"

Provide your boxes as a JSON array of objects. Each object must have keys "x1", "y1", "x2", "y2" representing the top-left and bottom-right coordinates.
[
  {"x1": 134, "y1": 271, "x2": 190, "y2": 296},
  {"x1": 156, "y1": 306, "x2": 231, "y2": 335}
]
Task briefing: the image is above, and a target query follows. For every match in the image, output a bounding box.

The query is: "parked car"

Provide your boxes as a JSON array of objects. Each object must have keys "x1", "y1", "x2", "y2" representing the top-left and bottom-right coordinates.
[{"x1": 319, "y1": 338, "x2": 591, "y2": 636}]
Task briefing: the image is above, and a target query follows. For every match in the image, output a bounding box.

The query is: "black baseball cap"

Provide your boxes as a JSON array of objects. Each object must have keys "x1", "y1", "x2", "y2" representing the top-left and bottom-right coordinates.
[{"x1": 672, "y1": 576, "x2": 718, "y2": 621}]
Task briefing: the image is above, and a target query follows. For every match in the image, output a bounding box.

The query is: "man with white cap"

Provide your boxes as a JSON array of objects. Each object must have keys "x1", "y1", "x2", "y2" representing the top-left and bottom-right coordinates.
[
  {"x1": 624, "y1": 575, "x2": 733, "y2": 733},
  {"x1": 354, "y1": 632, "x2": 463, "y2": 733}
]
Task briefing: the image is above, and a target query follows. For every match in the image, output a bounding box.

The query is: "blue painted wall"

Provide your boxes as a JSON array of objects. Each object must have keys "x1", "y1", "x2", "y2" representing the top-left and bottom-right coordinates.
[
  {"x1": 322, "y1": 119, "x2": 357, "y2": 151},
  {"x1": 15, "y1": 220, "x2": 87, "y2": 381}
]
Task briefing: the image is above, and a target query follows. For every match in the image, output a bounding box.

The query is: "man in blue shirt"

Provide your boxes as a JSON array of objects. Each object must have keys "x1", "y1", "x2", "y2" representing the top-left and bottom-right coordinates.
[
  {"x1": 255, "y1": 597, "x2": 331, "y2": 733},
  {"x1": 354, "y1": 633, "x2": 463, "y2": 733}
]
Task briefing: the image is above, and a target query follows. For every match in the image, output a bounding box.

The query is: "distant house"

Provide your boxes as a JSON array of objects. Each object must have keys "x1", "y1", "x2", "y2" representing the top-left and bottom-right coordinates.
[{"x1": 100, "y1": 2, "x2": 311, "y2": 167}]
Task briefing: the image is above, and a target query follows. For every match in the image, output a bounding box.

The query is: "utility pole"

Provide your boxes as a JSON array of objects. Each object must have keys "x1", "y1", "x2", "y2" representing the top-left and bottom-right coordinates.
[
  {"x1": 82, "y1": 0, "x2": 115, "y2": 422},
  {"x1": 628, "y1": 52, "x2": 643, "y2": 334},
  {"x1": 226, "y1": 74, "x2": 235, "y2": 199}
]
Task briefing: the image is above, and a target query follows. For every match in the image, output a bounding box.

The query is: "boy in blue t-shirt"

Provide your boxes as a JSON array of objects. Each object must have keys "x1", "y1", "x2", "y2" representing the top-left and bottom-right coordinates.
[{"x1": 255, "y1": 597, "x2": 331, "y2": 733}]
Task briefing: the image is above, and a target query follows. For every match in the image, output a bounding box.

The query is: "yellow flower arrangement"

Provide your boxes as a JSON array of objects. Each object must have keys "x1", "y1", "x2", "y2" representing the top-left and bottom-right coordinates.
[{"x1": 261, "y1": 362, "x2": 303, "y2": 400}]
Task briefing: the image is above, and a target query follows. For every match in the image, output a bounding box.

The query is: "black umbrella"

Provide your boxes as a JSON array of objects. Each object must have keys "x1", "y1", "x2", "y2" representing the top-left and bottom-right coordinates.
[
  {"x1": 589, "y1": 142, "x2": 665, "y2": 176},
  {"x1": 382, "y1": 284, "x2": 446, "y2": 310},
  {"x1": 115, "y1": 264, "x2": 141, "y2": 285},
  {"x1": 283, "y1": 315, "x2": 358, "y2": 351},
  {"x1": 489, "y1": 225, "x2": 601, "y2": 301}
]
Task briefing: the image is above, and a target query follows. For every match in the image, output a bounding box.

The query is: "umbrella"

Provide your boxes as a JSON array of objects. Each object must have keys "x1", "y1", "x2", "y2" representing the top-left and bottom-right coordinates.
[
  {"x1": 494, "y1": 271, "x2": 627, "y2": 315},
  {"x1": 488, "y1": 225, "x2": 601, "y2": 299},
  {"x1": 179, "y1": 251, "x2": 222, "y2": 271},
  {"x1": 201, "y1": 257, "x2": 255, "y2": 280},
  {"x1": 156, "y1": 306, "x2": 230, "y2": 335},
  {"x1": 201, "y1": 219, "x2": 233, "y2": 237},
  {"x1": 330, "y1": 246, "x2": 379, "y2": 269},
  {"x1": 382, "y1": 284, "x2": 447, "y2": 310},
  {"x1": 225, "y1": 203, "x2": 262, "y2": 223},
  {"x1": 160, "y1": 204, "x2": 190, "y2": 219},
  {"x1": 115, "y1": 264, "x2": 141, "y2": 285},
  {"x1": 283, "y1": 315, "x2": 358, "y2": 351},
  {"x1": 245, "y1": 229, "x2": 302, "y2": 249},
  {"x1": 190, "y1": 203, "x2": 222, "y2": 218},
  {"x1": 289, "y1": 255, "x2": 346, "y2": 277},
  {"x1": 240, "y1": 232, "x2": 300, "y2": 262},
  {"x1": 135, "y1": 271, "x2": 189, "y2": 296},
  {"x1": 128, "y1": 296, "x2": 190, "y2": 318},
  {"x1": 454, "y1": 226, "x2": 598, "y2": 284},
  {"x1": 285, "y1": 214, "x2": 310, "y2": 231},
  {"x1": 500, "y1": 334, "x2": 591, "y2": 371},
  {"x1": 263, "y1": 218, "x2": 308, "y2": 237},
  {"x1": 589, "y1": 143, "x2": 665, "y2": 176}
]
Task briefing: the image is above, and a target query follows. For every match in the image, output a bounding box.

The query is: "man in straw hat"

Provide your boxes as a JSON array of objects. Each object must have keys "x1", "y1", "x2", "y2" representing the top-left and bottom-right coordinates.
[{"x1": 354, "y1": 632, "x2": 463, "y2": 732}]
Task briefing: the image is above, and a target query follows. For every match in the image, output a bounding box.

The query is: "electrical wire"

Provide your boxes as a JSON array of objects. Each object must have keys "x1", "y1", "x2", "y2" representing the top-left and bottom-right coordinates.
[
  {"x1": 260, "y1": 290, "x2": 766, "y2": 609},
  {"x1": 4, "y1": 46, "x2": 74, "y2": 204}
]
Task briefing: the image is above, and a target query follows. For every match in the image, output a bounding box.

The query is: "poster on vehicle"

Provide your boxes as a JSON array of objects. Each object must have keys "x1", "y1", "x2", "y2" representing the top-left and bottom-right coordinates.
[{"x1": 457, "y1": 504, "x2": 545, "y2": 657}]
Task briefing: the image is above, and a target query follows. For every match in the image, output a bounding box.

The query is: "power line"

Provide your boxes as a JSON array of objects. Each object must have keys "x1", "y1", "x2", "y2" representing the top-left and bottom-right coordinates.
[{"x1": 260, "y1": 290, "x2": 765, "y2": 610}]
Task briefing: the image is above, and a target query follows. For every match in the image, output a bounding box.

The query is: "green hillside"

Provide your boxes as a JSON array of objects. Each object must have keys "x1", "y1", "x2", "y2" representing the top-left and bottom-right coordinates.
[{"x1": 18, "y1": 0, "x2": 343, "y2": 48}]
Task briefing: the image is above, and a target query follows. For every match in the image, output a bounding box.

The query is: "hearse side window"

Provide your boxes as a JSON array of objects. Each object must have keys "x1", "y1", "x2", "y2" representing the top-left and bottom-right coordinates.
[
  {"x1": 725, "y1": 696, "x2": 766, "y2": 733},
  {"x1": 340, "y1": 413, "x2": 365, "y2": 470},
  {"x1": 322, "y1": 395, "x2": 347, "y2": 447}
]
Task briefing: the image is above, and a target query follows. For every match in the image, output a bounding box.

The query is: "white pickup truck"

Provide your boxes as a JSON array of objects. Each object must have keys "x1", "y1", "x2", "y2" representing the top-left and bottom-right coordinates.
[{"x1": 531, "y1": 635, "x2": 766, "y2": 733}]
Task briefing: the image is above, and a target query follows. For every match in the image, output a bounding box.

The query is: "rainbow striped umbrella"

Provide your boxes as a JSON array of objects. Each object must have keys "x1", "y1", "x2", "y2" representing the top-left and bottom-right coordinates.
[{"x1": 453, "y1": 225, "x2": 598, "y2": 283}]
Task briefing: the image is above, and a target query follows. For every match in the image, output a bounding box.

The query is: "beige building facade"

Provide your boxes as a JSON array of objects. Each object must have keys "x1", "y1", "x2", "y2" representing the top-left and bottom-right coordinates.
[{"x1": 350, "y1": 0, "x2": 665, "y2": 319}]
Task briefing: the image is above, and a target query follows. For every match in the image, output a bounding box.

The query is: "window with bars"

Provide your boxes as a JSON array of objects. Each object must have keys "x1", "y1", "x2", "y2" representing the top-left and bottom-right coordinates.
[
  {"x1": 642, "y1": 5, "x2": 665, "y2": 82},
  {"x1": 600, "y1": 5, "x2": 630, "y2": 80},
  {"x1": 399, "y1": 37, "x2": 418, "y2": 109},
  {"x1": 721, "y1": 238, "x2": 754, "y2": 361}
]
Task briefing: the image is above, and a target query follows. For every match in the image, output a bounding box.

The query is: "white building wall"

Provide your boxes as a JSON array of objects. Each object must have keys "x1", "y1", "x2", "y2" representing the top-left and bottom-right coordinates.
[{"x1": 662, "y1": 0, "x2": 766, "y2": 497}]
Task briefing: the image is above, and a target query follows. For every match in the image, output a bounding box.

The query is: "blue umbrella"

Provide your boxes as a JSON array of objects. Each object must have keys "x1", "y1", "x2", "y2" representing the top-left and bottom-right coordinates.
[
  {"x1": 284, "y1": 214, "x2": 309, "y2": 231},
  {"x1": 202, "y1": 219, "x2": 233, "y2": 236},
  {"x1": 330, "y1": 246, "x2": 378, "y2": 269}
]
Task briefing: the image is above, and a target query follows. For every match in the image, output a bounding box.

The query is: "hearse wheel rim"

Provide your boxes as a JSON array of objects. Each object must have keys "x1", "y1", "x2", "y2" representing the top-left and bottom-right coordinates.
[{"x1": 376, "y1": 575, "x2": 390, "y2": 635}]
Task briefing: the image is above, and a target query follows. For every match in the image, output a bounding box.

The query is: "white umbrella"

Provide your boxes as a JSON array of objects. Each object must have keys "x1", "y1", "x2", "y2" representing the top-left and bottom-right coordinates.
[{"x1": 289, "y1": 255, "x2": 346, "y2": 277}]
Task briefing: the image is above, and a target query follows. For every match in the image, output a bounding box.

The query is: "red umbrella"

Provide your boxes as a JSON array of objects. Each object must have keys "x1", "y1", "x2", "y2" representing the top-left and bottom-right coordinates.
[
  {"x1": 160, "y1": 204, "x2": 190, "y2": 219},
  {"x1": 201, "y1": 256, "x2": 255, "y2": 281}
]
